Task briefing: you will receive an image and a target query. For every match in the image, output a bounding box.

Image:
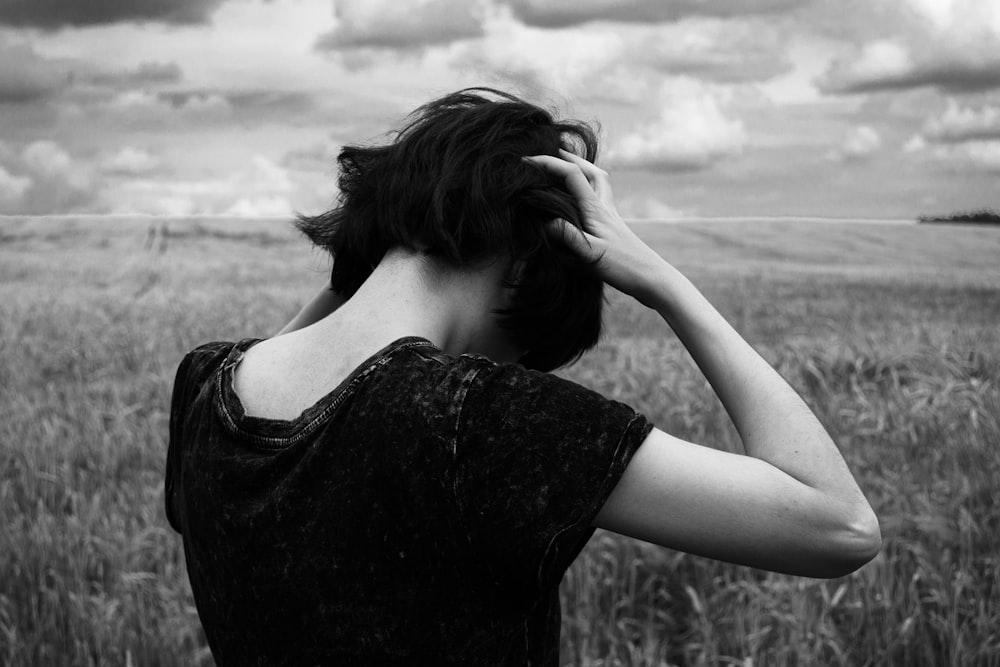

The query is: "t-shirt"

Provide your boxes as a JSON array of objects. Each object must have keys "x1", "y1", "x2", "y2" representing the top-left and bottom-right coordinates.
[{"x1": 165, "y1": 336, "x2": 653, "y2": 666}]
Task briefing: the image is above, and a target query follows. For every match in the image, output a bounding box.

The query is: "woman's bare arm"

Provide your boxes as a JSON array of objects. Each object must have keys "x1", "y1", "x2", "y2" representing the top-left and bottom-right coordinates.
[
  {"x1": 526, "y1": 151, "x2": 881, "y2": 578},
  {"x1": 275, "y1": 284, "x2": 347, "y2": 336},
  {"x1": 594, "y1": 263, "x2": 880, "y2": 577}
]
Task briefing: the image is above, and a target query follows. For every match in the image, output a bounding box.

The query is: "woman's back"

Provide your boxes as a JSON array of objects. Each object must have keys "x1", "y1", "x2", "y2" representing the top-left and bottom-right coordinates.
[
  {"x1": 166, "y1": 336, "x2": 652, "y2": 665},
  {"x1": 165, "y1": 87, "x2": 879, "y2": 665}
]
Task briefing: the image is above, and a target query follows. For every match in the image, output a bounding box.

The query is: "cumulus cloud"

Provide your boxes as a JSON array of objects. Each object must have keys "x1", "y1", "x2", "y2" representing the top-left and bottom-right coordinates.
[
  {"x1": 0, "y1": 29, "x2": 183, "y2": 106},
  {"x1": 0, "y1": 140, "x2": 96, "y2": 214},
  {"x1": 283, "y1": 140, "x2": 341, "y2": 173},
  {"x1": 922, "y1": 140, "x2": 1000, "y2": 171},
  {"x1": 899, "y1": 128, "x2": 1000, "y2": 172},
  {"x1": 616, "y1": 195, "x2": 689, "y2": 220},
  {"x1": 238, "y1": 155, "x2": 294, "y2": 194},
  {"x1": 0, "y1": 39, "x2": 71, "y2": 103},
  {"x1": 833, "y1": 125, "x2": 882, "y2": 161},
  {"x1": 456, "y1": 14, "x2": 789, "y2": 107},
  {"x1": 0, "y1": 0, "x2": 228, "y2": 29},
  {"x1": 818, "y1": 40, "x2": 913, "y2": 92},
  {"x1": 105, "y1": 155, "x2": 297, "y2": 216},
  {"x1": 316, "y1": 0, "x2": 485, "y2": 51},
  {"x1": 456, "y1": 17, "x2": 623, "y2": 96},
  {"x1": 606, "y1": 81, "x2": 747, "y2": 171},
  {"x1": 819, "y1": 44, "x2": 1000, "y2": 94},
  {"x1": 902, "y1": 96, "x2": 1000, "y2": 172},
  {"x1": 223, "y1": 195, "x2": 294, "y2": 217},
  {"x1": 96, "y1": 90, "x2": 232, "y2": 126},
  {"x1": 23, "y1": 140, "x2": 74, "y2": 178},
  {"x1": 225, "y1": 90, "x2": 319, "y2": 124},
  {"x1": 62, "y1": 87, "x2": 317, "y2": 131},
  {"x1": 626, "y1": 19, "x2": 792, "y2": 84},
  {"x1": 500, "y1": 0, "x2": 799, "y2": 29},
  {"x1": 961, "y1": 141, "x2": 1000, "y2": 170},
  {"x1": 922, "y1": 99, "x2": 1000, "y2": 143},
  {"x1": 83, "y1": 61, "x2": 183, "y2": 88},
  {"x1": 101, "y1": 146, "x2": 161, "y2": 175},
  {"x1": 817, "y1": 2, "x2": 1000, "y2": 94},
  {"x1": 175, "y1": 92, "x2": 231, "y2": 117},
  {"x1": 903, "y1": 134, "x2": 927, "y2": 153},
  {"x1": 0, "y1": 164, "x2": 32, "y2": 203}
]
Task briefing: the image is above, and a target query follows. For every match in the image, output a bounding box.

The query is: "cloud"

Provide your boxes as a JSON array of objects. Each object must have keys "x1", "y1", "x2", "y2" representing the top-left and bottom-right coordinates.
[
  {"x1": 0, "y1": 0, "x2": 229, "y2": 29},
  {"x1": 92, "y1": 89, "x2": 232, "y2": 127},
  {"x1": 833, "y1": 125, "x2": 881, "y2": 161},
  {"x1": 606, "y1": 81, "x2": 747, "y2": 171},
  {"x1": 616, "y1": 195, "x2": 689, "y2": 220},
  {"x1": 819, "y1": 42, "x2": 1000, "y2": 94},
  {"x1": 100, "y1": 146, "x2": 161, "y2": 174},
  {"x1": 224, "y1": 90, "x2": 317, "y2": 122},
  {"x1": 817, "y1": 2, "x2": 1000, "y2": 94},
  {"x1": 0, "y1": 164, "x2": 32, "y2": 203},
  {"x1": 0, "y1": 38, "x2": 182, "y2": 108},
  {"x1": 456, "y1": 17, "x2": 624, "y2": 96},
  {"x1": 71, "y1": 87, "x2": 317, "y2": 129},
  {"x1": 83, "y1": 61, "x2": 183, "y2": 88},
  {"x1": 0, "y1": 39, "x2": 71, "y2": 103},
  {"x1": 0, "y1": 140, "x2": 96, "y2": 214},
  {"x1": 902, "y1": 97, "x2": 1000, "y2": 172},
  {"x1": 903, "y1": 134, "x2": 926, "y2": 153},
  {"x1": 962, "y1": 141, "x2": 1000, "y2": 170},
  {"x1": 500, "y1": 0, "x2": 800, "y2": 29},
  {"x1": 626, "y1": 19, "x2": 792, "y2": 84},
  {"x1": 922, "y1": 99, "x2": 1000, "y2": 143},
  {"x1": 223, "y1": 195, "x2": 294, "y2": 217},
  {"x1": 104, "y1": 155, "x2": 298, "y2": 215},
  {"x1": 455, "y1": 14, "x2": 789, "y2": 108},
  {"x1": 923, "y1": 140, "x2": 1000, "y2": 172},
  {"x1": 23, "y1": 140, "x2": 74, "y2": 177},
  {"x1": 238, "y1": 155, "x2": 294, "y2": 194},
  {"x1": 900, "y1": 129, "x2": 1000, "y2": 173},
  {"x1": 818, "y1": 40, "x2": 912, "y2": 92},
  {"x1": 316, "y1": 0, "x2": 485, "y2": 51},
  {"x1": 283, "y1": 140, "x2": 341, "y2": 173}
]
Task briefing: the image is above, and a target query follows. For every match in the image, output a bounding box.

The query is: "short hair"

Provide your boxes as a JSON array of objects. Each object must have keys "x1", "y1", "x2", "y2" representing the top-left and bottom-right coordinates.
[{"x1": 295, "y1": 87, "x2": 604, "y2": 371}]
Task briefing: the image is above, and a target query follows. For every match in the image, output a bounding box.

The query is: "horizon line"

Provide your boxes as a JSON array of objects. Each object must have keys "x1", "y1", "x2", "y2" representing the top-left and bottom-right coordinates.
[{"x1": 0, "y1": 213, "x2": 920, "y2": 224}]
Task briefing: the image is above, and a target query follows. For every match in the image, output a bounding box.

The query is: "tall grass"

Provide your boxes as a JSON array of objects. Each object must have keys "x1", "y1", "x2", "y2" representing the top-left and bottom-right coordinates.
[
  {"x1": 560, "y1": 333, "x2": 1000, "y2": 666},
  {"x1": 1, "y1": 217, "x2": 998, "y2": 666}
]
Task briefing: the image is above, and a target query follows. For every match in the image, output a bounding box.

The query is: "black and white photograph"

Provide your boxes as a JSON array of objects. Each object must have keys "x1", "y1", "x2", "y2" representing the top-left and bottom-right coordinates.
[{"x1": 1, "y1": 0, "x2": 998, "y2": 665}]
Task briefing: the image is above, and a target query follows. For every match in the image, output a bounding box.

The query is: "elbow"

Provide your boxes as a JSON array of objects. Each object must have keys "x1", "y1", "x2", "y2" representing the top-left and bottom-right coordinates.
[
  {"x1": 817, "y1": 508, "x2": 882, "y2": 578},
  {"x1": 845, "y1": 510, "x2": 882, "y2": 568}
]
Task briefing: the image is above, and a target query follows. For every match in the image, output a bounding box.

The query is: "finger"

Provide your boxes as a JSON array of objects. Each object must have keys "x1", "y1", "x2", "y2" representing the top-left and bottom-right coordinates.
[
  {"x1": 523, "y1": 155, "x2": 598, "y2": 204},
  {"x1": 543, "y1": 218, "x2": 597, "y2": 259},
  {"x1": 558, "y1": 149, "x2": 613, "y2": 203}
]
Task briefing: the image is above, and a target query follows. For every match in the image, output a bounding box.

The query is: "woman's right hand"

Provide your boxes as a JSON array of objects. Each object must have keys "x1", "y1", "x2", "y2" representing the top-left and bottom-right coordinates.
[
  {"x1": 535, "y1": 149, "x2": 883, "y2": 576},
  {"x1": 524, "y1": 150, "x2": 670, "y2": 306}
]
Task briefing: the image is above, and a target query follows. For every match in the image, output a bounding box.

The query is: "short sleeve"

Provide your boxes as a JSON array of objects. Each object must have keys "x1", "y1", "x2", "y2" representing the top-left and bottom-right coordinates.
[
  {"x1": 452, "y1": 357, "x2": 654, "y2": 592},
  {"x1": 164, "y1": 341, "x2": 239, "y2": 534}
]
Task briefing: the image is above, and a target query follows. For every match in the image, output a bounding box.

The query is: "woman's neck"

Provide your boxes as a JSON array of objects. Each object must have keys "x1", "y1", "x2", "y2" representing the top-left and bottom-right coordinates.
[{"x1": 308, "y1": 249, "x2": 520, "y2": 362}]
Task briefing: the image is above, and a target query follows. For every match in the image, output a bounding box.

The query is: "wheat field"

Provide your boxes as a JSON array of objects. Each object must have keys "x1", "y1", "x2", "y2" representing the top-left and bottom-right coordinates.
[{"x1": 1, "y1": 216, "x2": 998, "y2": 666}]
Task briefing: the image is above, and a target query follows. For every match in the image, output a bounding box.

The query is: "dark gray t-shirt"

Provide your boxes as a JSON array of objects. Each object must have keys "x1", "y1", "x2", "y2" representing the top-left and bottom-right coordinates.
[{"x1": 166, "y1": 336, "x2": 653, "y2": 666}]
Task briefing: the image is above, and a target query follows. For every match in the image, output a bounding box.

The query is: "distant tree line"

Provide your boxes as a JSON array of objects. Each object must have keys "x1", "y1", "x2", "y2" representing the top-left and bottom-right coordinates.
[{"x1": 918, "y1": 208, "x2": 1000, "y2": 225}]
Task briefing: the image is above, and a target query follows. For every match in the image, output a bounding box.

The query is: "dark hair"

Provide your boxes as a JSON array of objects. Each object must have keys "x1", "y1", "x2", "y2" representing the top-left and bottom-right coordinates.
[{"x1": 295, "y1": 87, "x2": 604, "y2": 371}]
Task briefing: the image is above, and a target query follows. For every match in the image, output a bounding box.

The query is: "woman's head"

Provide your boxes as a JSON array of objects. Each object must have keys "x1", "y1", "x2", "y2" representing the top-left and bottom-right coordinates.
[{"x1": 296, "y1": 87, "x2": 604, "y2": 371}]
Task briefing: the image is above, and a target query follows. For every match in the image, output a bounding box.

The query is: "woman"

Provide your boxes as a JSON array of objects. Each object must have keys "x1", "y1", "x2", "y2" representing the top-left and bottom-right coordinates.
[{"x1": 166, "y1": 88, "x2": 880, "y2": 666}]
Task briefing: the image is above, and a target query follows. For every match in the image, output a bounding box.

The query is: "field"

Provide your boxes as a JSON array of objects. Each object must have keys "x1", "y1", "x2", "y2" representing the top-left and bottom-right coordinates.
[{"x1": 1, "y1": 216, "x2": 999, "y2": 666}]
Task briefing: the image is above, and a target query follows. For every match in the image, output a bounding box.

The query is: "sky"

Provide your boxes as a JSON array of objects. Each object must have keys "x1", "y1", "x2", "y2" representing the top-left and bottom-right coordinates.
[{"x1": 1, "y1": 0, "x2": 999, "y2": 220}]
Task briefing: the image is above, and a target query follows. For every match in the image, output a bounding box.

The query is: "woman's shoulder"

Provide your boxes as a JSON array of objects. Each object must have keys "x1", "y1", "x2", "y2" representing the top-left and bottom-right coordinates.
[
  {"x1": 173, "y1": 339, "x2": 257, "y2": 393},
  {"x1": 452, "y1": 350, "x2": 590, "y2": 394},
  {"x1": 445, "y1": 350, "x2": 645, "y2": 429}
]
